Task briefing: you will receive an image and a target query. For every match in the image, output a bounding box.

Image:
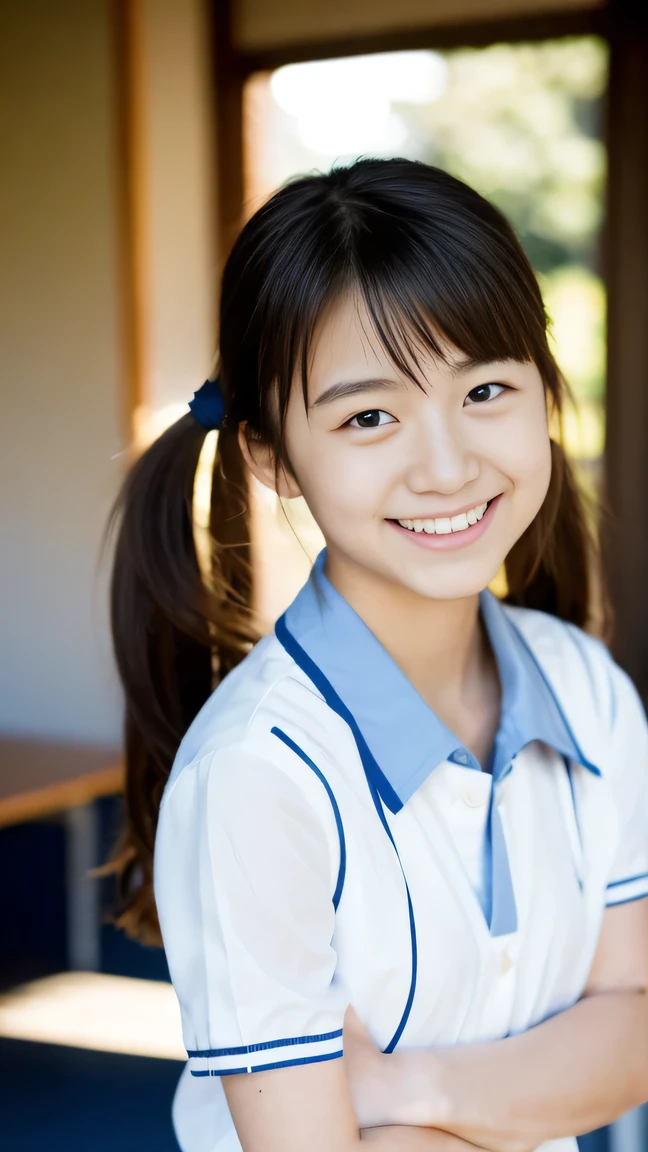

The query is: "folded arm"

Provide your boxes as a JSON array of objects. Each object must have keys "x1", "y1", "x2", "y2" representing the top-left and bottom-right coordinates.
[
  {"x1": 222, "y1": 1058, "x2": 491, "y2": 1152},
  {"x1": 354, "y1": 900, "x2": 648, "y2": 1152}
]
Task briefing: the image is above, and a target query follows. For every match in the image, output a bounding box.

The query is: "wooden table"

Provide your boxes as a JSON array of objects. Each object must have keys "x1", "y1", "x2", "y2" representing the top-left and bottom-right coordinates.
[
  {"x1": 0, "y1": 738, "x2": 123, "y2": 971},
  {"x1": 0, "y1": 739, "x2": 122, "y2": 829}
]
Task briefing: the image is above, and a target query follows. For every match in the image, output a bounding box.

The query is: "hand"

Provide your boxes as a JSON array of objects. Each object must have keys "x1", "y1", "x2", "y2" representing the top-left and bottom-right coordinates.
[
  {"x1": 343, "y1": 1005, "x2": 394, "y2": 1129},
  {"x1": 344, "y1": 1006, "x2": 453, "y2": 1131}
]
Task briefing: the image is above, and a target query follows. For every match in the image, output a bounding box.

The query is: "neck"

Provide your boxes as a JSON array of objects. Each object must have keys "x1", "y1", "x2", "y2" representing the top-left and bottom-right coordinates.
[{"x1": 323, "y1": 549, "x2": 486, "y2": 713}]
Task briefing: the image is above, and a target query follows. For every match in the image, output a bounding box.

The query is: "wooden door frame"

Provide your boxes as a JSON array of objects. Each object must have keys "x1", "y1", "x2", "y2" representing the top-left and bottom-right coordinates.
[{"x1": 601, "y1": 1, "x2": 648, "y2": 698}]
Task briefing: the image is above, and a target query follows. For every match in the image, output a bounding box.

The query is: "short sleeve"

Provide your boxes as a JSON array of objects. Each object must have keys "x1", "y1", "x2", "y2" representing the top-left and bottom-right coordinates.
[
  {"x1": 603, "y1": 661, "x2": 648, "y2": 907},
  {"x1": 158, "y1": 739, "x2": 348, "y2": 1078}
]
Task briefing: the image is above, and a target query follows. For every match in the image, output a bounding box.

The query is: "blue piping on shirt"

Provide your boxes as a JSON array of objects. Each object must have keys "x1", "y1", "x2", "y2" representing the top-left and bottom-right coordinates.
[
  {"x1": 271, "y1": 725, "x2": 346, "y2": 911},
  {"x1": 361, "y1": 766, "x2": 419, "y2": 1053},
  {"x1": 275, "y1": 615, "x2": 403, "y2": 814},
  {"x1": 275, "y1": 614, "x2": 418, "y2": 1055}
]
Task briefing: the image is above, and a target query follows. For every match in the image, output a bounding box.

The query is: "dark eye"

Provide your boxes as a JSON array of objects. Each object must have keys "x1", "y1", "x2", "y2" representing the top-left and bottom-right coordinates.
[
  {"x1": 464, "y1": 383, "x2": 507, "y2": 405},
  {"x1": 348, "y1": 410, "x2": 395, "y2": 429}
]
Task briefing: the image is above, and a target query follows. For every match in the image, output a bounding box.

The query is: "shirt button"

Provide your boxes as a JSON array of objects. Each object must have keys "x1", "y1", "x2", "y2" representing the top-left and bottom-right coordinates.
[
  {"x1": 460, "y1": 780, "x2": 487, "y2": 808},
  {"x1": 500, "y1": 949, "x2": 513, "y2": 975},
  {"x1": 453, "y1": 750, "x2": 471, "y2": 766}
]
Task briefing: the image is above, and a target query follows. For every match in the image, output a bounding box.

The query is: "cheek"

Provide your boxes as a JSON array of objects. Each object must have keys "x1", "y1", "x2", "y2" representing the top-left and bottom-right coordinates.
[
  {"x1": 521, "y1": 429, "x2": 552, "y2": 511},
  {"x1": 289, "y1": 431, "x2": 390, "y2": 526},
  {"x1": 303, "y1": 459, "x2": 379, "y2": 546},
  {"x1": 493, "y1": 405, "x2": 552, "y2": 508}
]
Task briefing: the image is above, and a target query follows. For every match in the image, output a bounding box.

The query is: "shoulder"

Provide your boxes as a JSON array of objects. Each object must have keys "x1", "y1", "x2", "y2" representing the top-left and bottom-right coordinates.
[
  {"x1": 503, "y1": 602, "x2": 616, "y2": 722},
  {"x1": 165, "y1": 633, "x2": 309, "y2": 771},
  {"x1": 495, "y1": 603, "x2": 641, "y2": 774},
  {"x1": 159, "y1": 630, "x2": 349, "y2": 829},
  {"x1": 495, "y1": 603, "x2": 641, "y2": 783}
]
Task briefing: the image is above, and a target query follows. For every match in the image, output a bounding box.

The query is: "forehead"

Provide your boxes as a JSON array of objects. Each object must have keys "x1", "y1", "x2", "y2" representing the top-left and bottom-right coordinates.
[{"x1": 304, "y1": 291, "x2": 461, "y2": 396}]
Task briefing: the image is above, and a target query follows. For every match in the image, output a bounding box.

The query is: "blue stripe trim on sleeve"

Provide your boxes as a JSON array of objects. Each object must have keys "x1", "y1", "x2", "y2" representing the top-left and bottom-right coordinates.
[
  {"x1": 270, "y1": 726, "x2": 346, "y2": 911},
  {"x1": 605, "y1": 890, "x2": 648, "y2": 907},
  {"x1": 187, "y1": 1027, "x2": 343, "y2": 1059},
  {"x1": 193, "y1": 1050, "x2": 345, "y2": 1077},
  {"x1": 191, "y1": 1066, "x2": 248, "y2": 1076},
  {"x1": 606, "y1": 871, "x2": 648, "y2": 889},
  {"x1": 244, "y1": 1050, "x2": 344, "y2": 1074},
  {"x1": 275, "y1": 614, "x2": 418, "y2": 1057}
]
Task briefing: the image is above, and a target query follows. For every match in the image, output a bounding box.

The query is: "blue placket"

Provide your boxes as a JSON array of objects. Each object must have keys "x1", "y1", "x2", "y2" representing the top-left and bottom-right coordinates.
[
  {"x1": 451, "y1": 747, "x2": 518, "y2": 937},
  {"x1": 483, "y1": 710, "x2": 521, "y2": 936},
  {"x1": 483, "y1": 767, "x2": 518, "y2": 936}
]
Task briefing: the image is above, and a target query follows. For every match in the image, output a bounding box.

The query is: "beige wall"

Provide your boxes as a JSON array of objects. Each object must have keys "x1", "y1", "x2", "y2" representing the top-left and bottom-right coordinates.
[
  {"x1": 235, "y1": 0, "x2": 606, "y2": 51},
  {"x1": 0, "y1": 0, "x2": 124, "y2": 743},
  {"x1": 0, "y1": 0, "x2": 219, "y2": 743}
]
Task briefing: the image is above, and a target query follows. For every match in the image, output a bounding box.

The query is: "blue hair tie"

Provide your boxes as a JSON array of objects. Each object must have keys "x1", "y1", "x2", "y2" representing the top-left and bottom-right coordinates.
[{"x1": 188, "y1": 377, "x2": 226, "y2": 430}]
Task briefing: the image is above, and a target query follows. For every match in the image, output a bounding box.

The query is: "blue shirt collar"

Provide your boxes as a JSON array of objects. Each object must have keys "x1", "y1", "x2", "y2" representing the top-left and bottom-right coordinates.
[{"x1": 277, "y1": 549, "x2": 600, "y2": 807}]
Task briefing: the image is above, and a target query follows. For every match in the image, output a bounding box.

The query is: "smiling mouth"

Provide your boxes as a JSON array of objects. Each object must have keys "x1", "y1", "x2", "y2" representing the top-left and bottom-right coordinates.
[{"x1": 391, "y1": 498, "x2": 496, "y2": 536}]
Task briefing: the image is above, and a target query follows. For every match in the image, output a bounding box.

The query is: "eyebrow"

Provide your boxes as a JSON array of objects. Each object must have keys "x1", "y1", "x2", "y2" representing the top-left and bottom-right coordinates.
[
  {"x1": 448, "y1": 355, "x2": 512, "y2": 376},
  {"x1": 311, "y1": 377, "x2": 408, "y2": 408}
]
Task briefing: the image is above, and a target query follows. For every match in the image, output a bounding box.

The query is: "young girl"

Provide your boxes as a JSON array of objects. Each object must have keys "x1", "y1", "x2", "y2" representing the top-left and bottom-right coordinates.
[{"x1": 108, "y1": 158, "x2": 648, "y2": 1152}]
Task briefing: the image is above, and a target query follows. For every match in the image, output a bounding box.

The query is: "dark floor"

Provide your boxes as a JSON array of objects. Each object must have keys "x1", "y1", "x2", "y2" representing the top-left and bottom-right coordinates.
[
  {"x1": 0, "y1": 1038, "x2": 183, "y2": 1152},
  {"x1": 0, "y1": 800, "x2": 182, "y2": 1150}
]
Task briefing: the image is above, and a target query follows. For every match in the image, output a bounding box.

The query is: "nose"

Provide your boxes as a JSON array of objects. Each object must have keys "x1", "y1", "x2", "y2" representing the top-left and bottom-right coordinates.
[{"x1": 404, "y1": 409, "x2": 480, "y2": 496}]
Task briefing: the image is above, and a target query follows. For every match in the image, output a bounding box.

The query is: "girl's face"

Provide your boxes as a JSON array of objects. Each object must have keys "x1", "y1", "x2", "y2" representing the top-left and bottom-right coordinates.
[{"x1": 268, "y1": 294, "x2": 552, "y2": 602}]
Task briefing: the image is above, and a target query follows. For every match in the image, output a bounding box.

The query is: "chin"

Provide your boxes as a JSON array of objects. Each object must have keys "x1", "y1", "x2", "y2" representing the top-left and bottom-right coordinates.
[{"x1": 397, "y1": 559, "x2": 504, "y2": 602}]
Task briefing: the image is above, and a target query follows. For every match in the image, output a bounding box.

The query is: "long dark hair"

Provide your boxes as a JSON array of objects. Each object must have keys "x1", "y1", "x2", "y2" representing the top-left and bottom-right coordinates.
[{"x1": 105, "y1": 157, "x2": 606, "y2": 944}]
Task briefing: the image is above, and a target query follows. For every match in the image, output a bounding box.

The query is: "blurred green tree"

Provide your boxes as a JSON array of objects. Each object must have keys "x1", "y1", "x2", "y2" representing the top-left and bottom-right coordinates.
[{"x1": 397, "y1": 37, "x2": 608, "y2": 458}]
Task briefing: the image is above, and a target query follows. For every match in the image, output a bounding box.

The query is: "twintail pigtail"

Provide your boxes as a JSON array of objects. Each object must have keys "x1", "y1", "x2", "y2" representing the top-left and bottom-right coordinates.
[
  {"x1": 105, "y1": 413, "x2": 257, "y2": 944},
  {"x1": 207, "y1": 422, "x2": 258, "y2": 681}
]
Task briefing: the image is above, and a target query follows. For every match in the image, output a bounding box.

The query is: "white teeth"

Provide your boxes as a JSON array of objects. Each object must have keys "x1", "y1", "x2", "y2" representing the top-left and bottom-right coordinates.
[{"x1": 397, "y1": 500, "x2": 490, "y2": 536}]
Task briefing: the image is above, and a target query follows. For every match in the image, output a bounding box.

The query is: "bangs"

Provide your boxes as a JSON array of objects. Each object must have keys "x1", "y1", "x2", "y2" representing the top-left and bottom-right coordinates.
[
  {"x1": 357, "y1": 236, "x2": 547, "y2": 386},
  {"x1": 225, "y1": 158, "x2": 558, "y2": 440},
  {"x1": 288, "y1": 217, "x2": 549, "y2": 425}
]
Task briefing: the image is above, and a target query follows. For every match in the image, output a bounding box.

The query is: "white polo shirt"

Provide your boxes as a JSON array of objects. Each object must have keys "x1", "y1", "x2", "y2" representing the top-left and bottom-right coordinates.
[{"x1": 154, "y1": 549, "x2": 648, "y2": 1152}]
